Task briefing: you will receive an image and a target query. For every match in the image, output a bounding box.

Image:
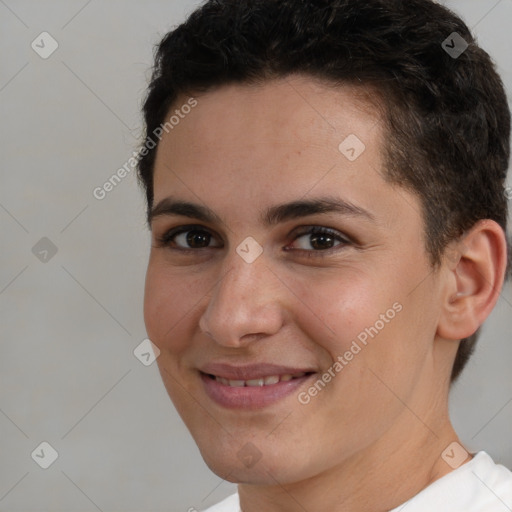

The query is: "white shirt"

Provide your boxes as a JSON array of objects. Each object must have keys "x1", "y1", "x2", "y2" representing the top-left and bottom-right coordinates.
[{"x1": 201, "y1": 451, "x2": 512, "y2": 511}]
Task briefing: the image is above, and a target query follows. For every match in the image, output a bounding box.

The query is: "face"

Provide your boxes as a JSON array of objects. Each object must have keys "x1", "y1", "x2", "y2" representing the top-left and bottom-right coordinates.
[{"x1": 144, "y1": 75, "x2": 448, "y2": 485}]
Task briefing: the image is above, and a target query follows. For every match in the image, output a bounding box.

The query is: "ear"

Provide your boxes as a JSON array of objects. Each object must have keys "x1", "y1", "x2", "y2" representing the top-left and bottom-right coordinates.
[{"x1": 437, "y1": 219, "x2": 508, "y2": 341}]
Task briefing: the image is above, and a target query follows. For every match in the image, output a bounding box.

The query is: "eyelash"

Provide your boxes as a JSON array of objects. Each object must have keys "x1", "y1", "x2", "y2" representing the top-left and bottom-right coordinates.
[{"x1": 155, "y1": 224, "x2": 352, "y2": 258}]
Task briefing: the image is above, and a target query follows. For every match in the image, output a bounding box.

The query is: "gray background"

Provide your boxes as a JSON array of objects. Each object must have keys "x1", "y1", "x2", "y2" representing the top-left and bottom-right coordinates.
[{"x1": 0, "y1": 0, "x2": 511, "y2": 511}]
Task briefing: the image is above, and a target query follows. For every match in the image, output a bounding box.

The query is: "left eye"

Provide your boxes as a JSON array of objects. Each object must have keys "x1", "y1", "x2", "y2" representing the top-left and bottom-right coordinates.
[{"x1": 289, "y1": 227, "x2": 349, "y2": 251}]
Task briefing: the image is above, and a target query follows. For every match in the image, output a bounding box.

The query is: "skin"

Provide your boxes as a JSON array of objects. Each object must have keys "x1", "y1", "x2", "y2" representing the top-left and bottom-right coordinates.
[{"x1": 143, "y1": 75, "x2": 507, "y2": 512}]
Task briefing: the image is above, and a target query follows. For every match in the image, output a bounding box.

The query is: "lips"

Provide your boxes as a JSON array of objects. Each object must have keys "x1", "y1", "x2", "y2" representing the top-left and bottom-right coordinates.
[
  {"x1": 200, "y1": 362, "x2": 315, "y2": 381},
  {"x1": 199, "y1": 363, "x2": 316, "y2": 409},
  {"x1": 212, "y1": 372, "x2": 307, "y2": 387}
]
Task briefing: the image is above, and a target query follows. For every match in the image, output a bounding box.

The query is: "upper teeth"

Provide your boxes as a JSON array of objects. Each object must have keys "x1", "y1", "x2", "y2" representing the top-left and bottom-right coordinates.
[{"x1": 215, "y1": 373, "x2": 306, "y2": 387}]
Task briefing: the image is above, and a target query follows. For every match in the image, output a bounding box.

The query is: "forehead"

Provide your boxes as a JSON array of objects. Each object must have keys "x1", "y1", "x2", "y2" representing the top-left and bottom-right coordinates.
[
  {"x1": 174, "y1": 77, "x2": 380, "y2": 151},
  {"x1": 154, "y1": 77, "x2": 383, "y2": 180}
]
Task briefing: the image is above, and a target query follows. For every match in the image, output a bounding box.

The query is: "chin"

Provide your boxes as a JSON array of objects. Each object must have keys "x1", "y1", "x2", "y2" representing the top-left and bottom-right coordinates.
[
  {"x1": 196, "y1": 438, "x2": 313, "y2": 485},
  {"x1": 201, "y1": 455, "x2": 290, "y2": 485}
]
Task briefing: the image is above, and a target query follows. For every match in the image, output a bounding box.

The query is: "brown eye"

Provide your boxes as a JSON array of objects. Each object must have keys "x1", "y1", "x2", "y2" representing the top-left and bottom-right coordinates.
[
  {"x1": 156, "y1": 225, "x2": 222, "y2": 250},
  {"x1": 289, "y1": 226, "x2": 350, "y2": 253},
  {"x1": 181, "y1": 229, "x2": 212, "y2": 248}
]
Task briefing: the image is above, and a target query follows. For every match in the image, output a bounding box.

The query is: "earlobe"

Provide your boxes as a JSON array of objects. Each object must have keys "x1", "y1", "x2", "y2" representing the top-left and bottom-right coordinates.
[{"x1": 437, "y1": 219, "x2": 508, "y2": 341}]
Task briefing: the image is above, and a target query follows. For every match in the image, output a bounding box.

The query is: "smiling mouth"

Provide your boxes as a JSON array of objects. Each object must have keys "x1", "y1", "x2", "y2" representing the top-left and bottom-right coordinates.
[
  {"x1": 204, "y1": 371, "x2": 313, "y2": 387},
  {"x1": 199, "y1": 370, "x2": 317, "y2": 409}
]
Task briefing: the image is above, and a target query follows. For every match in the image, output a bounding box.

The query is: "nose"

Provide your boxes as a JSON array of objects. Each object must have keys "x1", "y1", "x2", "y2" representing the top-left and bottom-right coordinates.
[{"x1": 198, "y1": 249, "x2": 284, "y2": 348}]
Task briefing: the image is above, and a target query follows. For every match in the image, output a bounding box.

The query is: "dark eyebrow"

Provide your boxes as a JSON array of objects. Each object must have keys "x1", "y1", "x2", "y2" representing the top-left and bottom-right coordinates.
[
  {"x1": 262, "y1": 196, "x2": 375, "y2": 225},
  {"x1": 148, "y1": 195, "x2": 375, "y2": 227}
]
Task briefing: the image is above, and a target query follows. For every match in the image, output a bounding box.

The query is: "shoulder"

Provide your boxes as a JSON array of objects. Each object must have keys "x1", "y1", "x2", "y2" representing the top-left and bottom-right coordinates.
[
  {"x1": 472, "y1": 451, "x2": 512, "y2": 501},
  {"x1": 201, "y1": 493, "x2": 239, "y2": 512},
  {"x1": 389, "y1": 451, "x2": 512, "y2": 512}
]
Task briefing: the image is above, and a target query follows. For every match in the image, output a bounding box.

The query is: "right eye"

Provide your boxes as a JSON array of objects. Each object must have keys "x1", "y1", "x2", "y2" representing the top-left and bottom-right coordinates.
[{"x1": 155, "y1": 225, "x2": 223, "y2": 252}]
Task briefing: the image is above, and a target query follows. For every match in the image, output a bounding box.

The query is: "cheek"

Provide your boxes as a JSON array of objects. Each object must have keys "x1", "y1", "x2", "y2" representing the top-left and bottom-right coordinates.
[
  {"x1": 295, "y1": 268, "x2": 389, "y2": 355},
  {"x1": 143, "y1": 260, "x2": 204, "y2": 352},
  {"x1": 301, "y1": 264, "x2": 427, "y2": 382}
]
